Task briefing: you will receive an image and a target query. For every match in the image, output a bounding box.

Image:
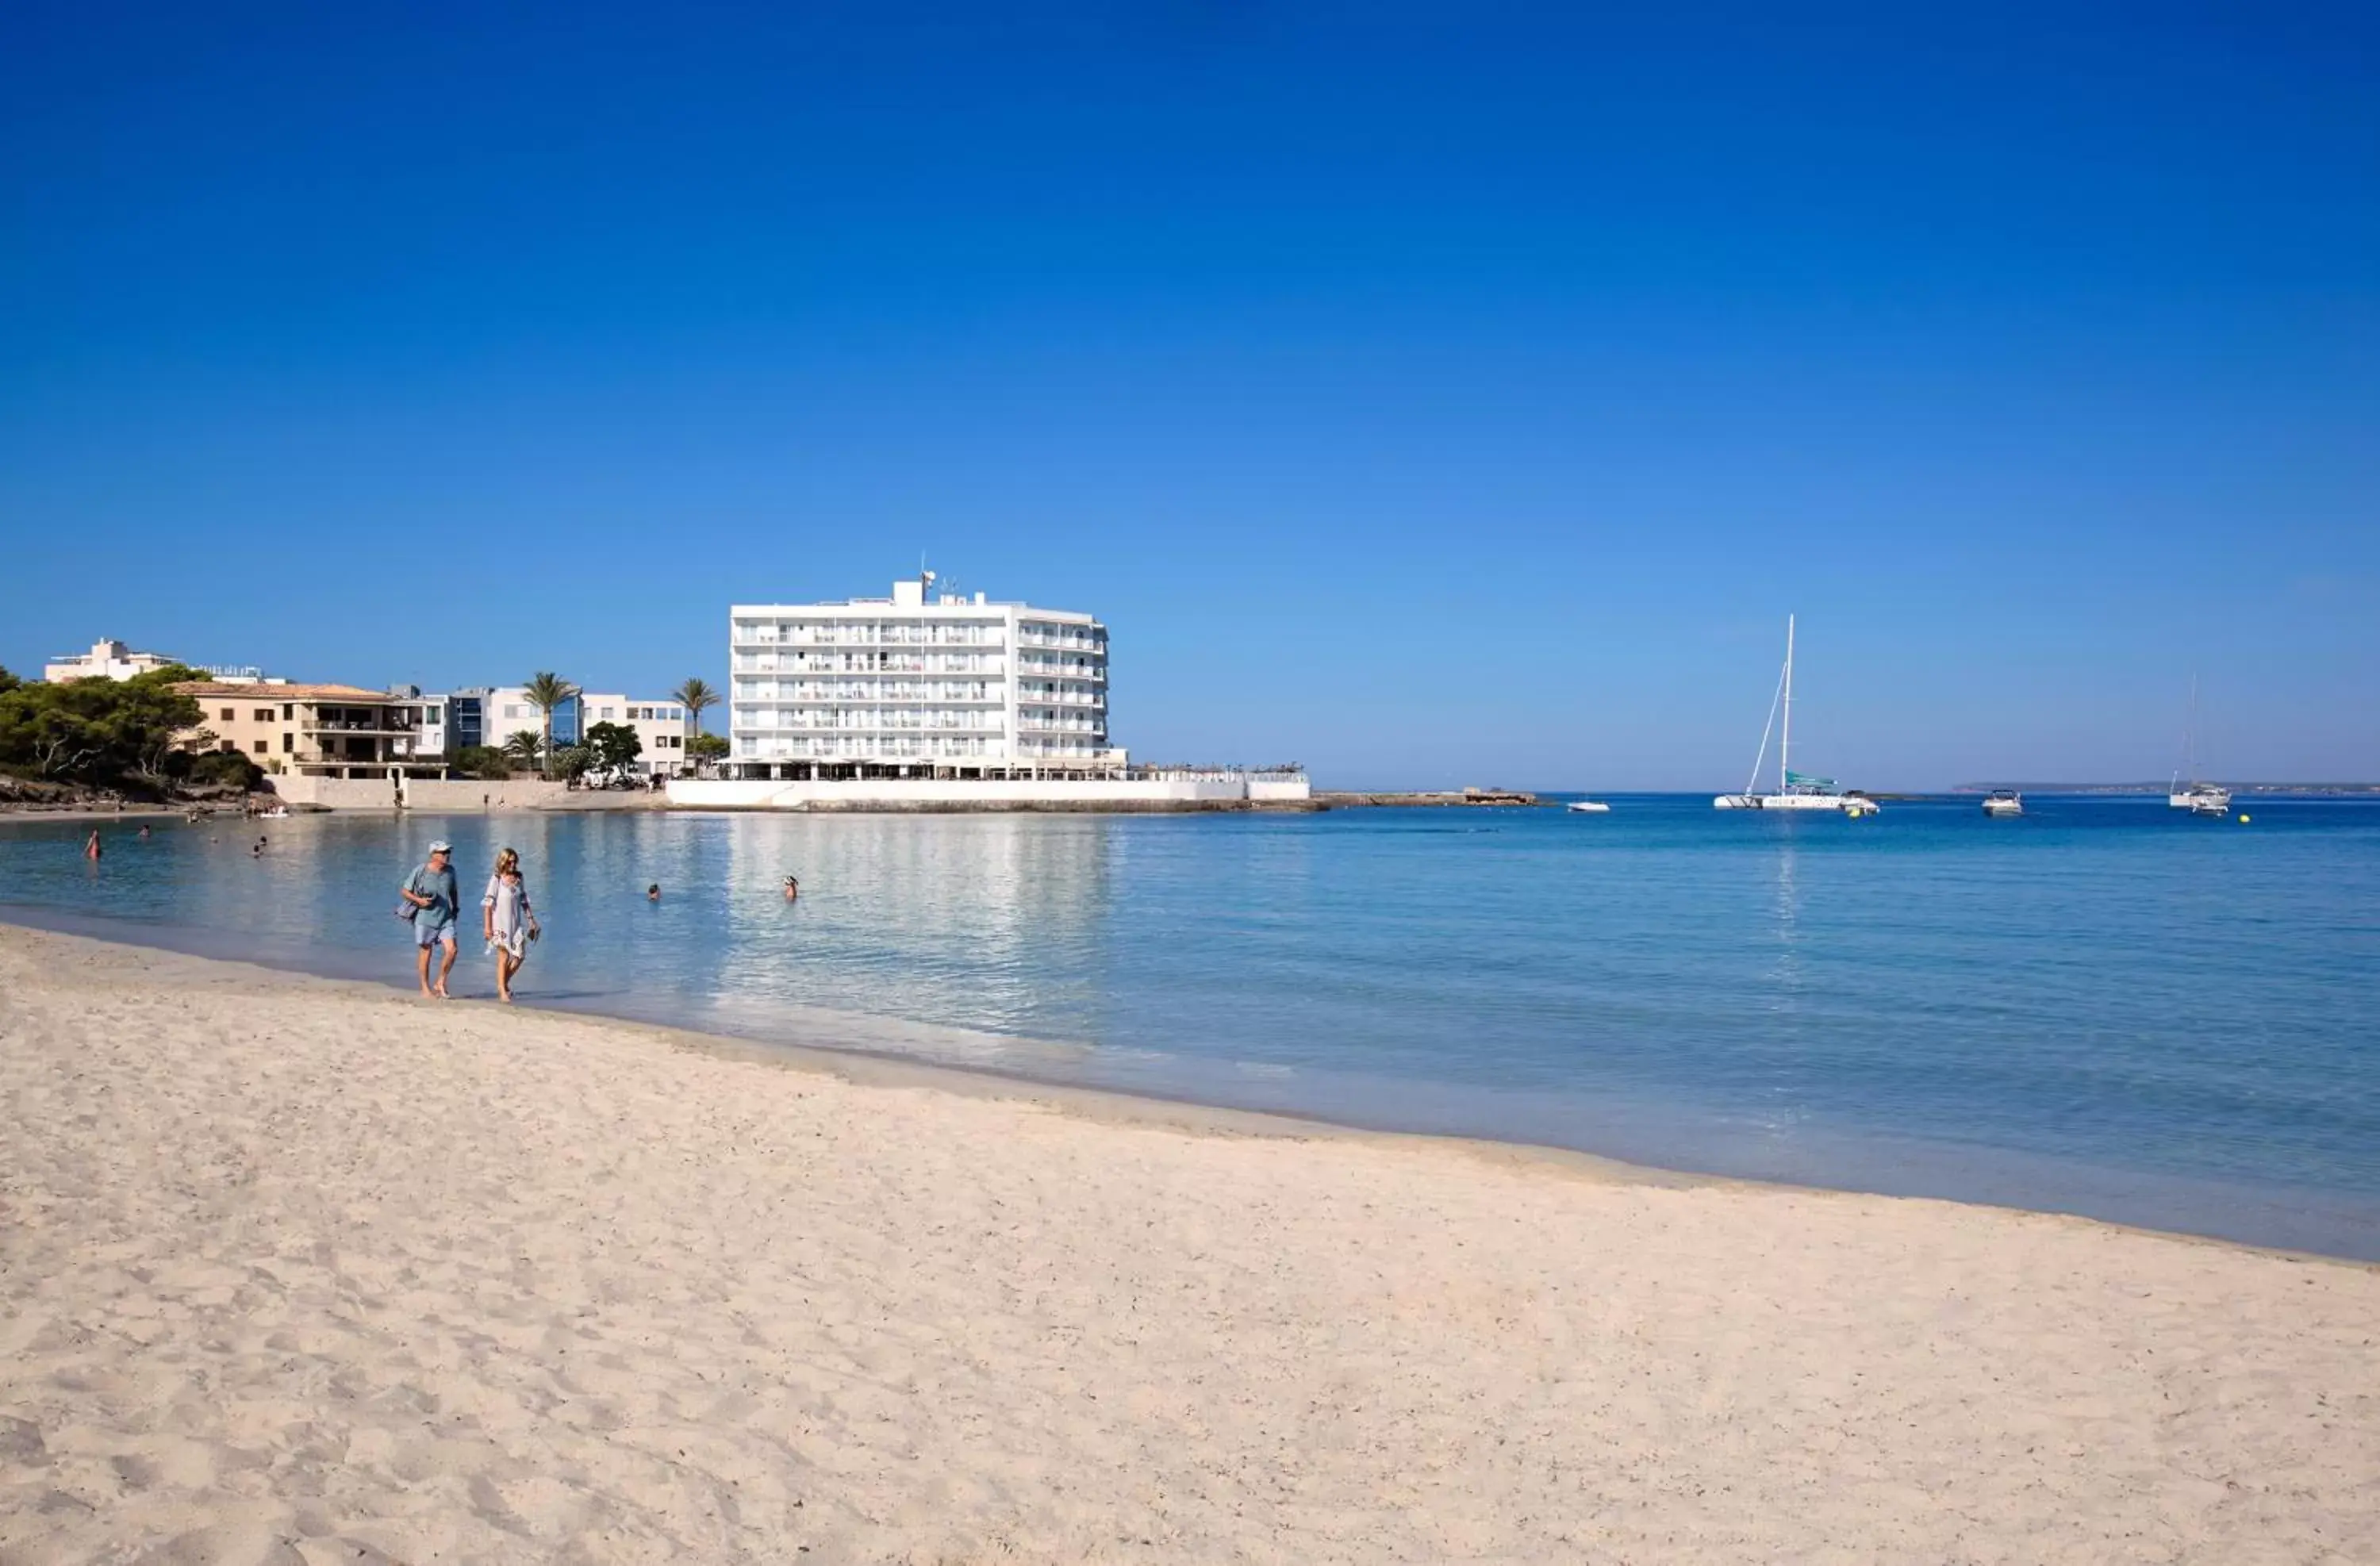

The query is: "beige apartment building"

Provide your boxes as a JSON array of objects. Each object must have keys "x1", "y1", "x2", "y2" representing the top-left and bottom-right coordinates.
[{"x1": 175, "y1": 681, "x2": 448, "y2": 779}]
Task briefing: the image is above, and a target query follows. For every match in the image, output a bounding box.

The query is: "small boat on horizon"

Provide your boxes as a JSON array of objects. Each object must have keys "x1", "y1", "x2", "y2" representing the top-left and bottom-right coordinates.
[
  {"x1": 1982, "y1": 789, "x2": 2024, "y2": 817},
  {"x1": 1566, "y1": 800, "x2": 1610, "y2": 813},
  {"x1": 1714, "y1": 615, "x2": 1878, "y2": 816}
]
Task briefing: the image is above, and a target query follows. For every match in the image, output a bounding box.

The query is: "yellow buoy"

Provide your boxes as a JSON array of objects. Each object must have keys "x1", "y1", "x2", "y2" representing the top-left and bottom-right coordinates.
[{"x1": 2238, "y1": 813, "x2": 2250, "y2": 823}]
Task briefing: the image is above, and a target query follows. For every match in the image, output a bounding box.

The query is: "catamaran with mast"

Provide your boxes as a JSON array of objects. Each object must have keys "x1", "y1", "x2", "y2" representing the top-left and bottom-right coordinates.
[{"x1": 1714, "y1": 615, "x2": 1878, "y2": 815}]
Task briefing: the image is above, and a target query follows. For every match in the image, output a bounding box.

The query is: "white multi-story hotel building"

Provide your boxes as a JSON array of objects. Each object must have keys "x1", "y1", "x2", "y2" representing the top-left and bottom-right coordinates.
[{"x1": 730, "y1": 576, "x2": 1111, "y2": 777}]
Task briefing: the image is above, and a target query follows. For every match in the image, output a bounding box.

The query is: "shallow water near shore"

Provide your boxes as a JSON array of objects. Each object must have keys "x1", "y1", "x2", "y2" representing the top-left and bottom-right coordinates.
[{"x1": 6, "y1": 795, "x2": 2378, "y2": 1257}]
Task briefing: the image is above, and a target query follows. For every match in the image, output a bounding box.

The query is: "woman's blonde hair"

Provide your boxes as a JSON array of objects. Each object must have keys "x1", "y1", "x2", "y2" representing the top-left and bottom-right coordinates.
[{"x1": 495, "y1": 847, "x2": 520, "y2": 874}]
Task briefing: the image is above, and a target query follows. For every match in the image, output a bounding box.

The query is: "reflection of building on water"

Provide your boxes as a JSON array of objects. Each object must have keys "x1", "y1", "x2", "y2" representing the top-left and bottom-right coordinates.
[{"x1": 720, "y1": 813, "x2": 1117, "y2": 1038}]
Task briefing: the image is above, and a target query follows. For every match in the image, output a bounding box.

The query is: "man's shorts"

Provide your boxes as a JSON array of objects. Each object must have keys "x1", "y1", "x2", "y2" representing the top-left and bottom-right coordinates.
[{"x1": 413, "y1": 916, "x2": 457, "y2": 949}]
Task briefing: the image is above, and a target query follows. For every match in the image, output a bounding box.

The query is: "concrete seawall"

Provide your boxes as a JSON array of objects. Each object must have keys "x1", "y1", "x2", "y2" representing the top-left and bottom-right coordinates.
[
  {"x1": 666, "y1": 777, "x2": 1315, "y2": 812},
  {"x1": 271, "y1": 775, "x2": 1319, "y2": 815},
  {"x1": 270, "y1": 776, "x2": 574, "y2": 812}
]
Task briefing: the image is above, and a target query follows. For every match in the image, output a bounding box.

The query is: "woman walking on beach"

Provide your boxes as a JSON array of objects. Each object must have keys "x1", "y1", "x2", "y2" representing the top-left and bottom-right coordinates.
[{"x1": 482, "y1": 847, "x2": 540, "y2": 1003}]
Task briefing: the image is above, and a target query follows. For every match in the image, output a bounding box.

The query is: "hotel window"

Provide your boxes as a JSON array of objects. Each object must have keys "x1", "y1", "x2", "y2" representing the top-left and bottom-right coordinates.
[
  {"x1": 252, "y1": 738, "x2": 269, "y2": 754},
  {"x1": 254, "y1": 708, "x2": 274, "y2": 721},
  {"x1": 220, "y1": 708, "x2": 234, "y2": 721},
  {"x1": 282, "y1": 704, "x2": 294, "y2": 720},
  {"x1": 282, "y1": 735, "x2": 293, "y2": 754}
]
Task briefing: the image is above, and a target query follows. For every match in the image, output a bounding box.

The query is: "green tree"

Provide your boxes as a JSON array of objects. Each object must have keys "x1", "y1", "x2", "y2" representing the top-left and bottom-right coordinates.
[
  {"x1": 672, "y1": 677, "x2": 718, "y2": 735},
  {"x1": 187, "y1": 750, "x2": 263, "y2": 790},
  {"x1": 120, "y1": 668, "x2": 211, "y2": 779},
  {"x1": 0, "y1": 665, "x2": 19, "y2": 695},
  {"x1": 452, "y1": 745, "x2": 514, "y2": 781},
  {"x1": 550, "y1": 744, "x2": 593, "y2": 782},
  {"x1": 0, "y1": 666, "x2": 205, "y2": 786},
  {"x1": 521, "y1": 671, "x2": 579, "y2": 778},
  {"x1": 502, "y1": 729, "x2": 543, "y2": 770},
  {"x1": 687, "y1": 732, "x2": 729, "y2": 766},
  {"x1": 585, "y1": 720, "x2": 642, "y2": 776}
]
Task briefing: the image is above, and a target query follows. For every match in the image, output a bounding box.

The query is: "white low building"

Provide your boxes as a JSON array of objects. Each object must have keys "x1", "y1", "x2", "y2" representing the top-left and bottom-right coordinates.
[
  {"x1": 44, "y1": 637, "x2": 183, "y2": 683},
  {"x1": 726, "y1": 574, "x2": 1111, "y2": 777},
  {"x1": 580, "y1": 693, "x2": 693, "y2": 777},
  {"x1": 479, "y1": 687, "x2": 553, "y2": 752}
]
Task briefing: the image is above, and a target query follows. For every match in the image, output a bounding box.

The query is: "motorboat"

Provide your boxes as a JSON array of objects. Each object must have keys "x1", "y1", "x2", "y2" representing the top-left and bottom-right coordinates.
[
  {"x1": 1981, "y1": 789, "x2": 2023, "y2": 817},
  {"x1": 1566, "y1": 800, "x2": 1610, "y2": 813},
  {"x1": 1713, "y1": 616, "x2": 1878, "y2": 815}
]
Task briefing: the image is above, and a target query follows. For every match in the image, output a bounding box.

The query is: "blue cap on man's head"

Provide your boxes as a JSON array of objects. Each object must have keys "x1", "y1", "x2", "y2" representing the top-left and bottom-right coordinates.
[{"x1": 428, "y1": 840, "x2": 452, "y2": 854}]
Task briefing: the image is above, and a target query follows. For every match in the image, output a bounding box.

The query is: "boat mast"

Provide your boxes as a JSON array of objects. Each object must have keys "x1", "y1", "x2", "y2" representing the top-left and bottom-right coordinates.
[
  {"x1": 2184, "y1": 672, "x2": 2199, "y2": 787},
  {"x1": 1780, "y1": 614, "x2": 1795, "y2": 793}
]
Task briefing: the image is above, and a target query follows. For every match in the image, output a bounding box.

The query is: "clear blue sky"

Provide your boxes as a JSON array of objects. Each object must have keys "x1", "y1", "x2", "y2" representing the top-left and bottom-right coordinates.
[{"x1": 4, "y1": 2, "x2": 2374, "y2": 788}]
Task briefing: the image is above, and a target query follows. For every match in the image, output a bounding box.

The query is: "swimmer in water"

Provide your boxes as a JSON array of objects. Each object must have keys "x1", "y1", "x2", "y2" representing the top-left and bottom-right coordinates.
[
  {"x1": 647, "y1": 883, "x2": 661, "y2": 902},
  {"x1": 783, "y1": 874, "x2": 799, "y2": 900},
  {"x1": 83, "y1": 829, "x2": 102, "y2": 862}
]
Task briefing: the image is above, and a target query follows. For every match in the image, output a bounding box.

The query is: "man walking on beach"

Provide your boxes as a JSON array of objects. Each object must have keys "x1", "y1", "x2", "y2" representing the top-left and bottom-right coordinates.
[{"x1": 401, "y1": 840, "x2": 461, "y2": 999}]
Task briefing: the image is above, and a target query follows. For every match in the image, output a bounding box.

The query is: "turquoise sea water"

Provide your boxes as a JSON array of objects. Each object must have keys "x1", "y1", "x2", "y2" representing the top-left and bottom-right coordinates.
[{"x1": 5, "y1": 796, "x2": 2378, "y2": 1257}]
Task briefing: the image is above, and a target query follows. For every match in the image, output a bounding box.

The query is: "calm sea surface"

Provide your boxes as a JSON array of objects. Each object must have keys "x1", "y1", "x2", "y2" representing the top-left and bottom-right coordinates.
[{"x1": 6, "y1": 796, "x2": 2378, "y2": 1257}]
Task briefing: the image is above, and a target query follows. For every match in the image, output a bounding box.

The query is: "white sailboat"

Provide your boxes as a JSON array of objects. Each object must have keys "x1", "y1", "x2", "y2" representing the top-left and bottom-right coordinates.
[
  {"x1": 2169, "y1": 675, "x2": 2232, "y2": 816},
  {"x1": 1714, "y1": 616, "x2": 1878, "y2": 815}
]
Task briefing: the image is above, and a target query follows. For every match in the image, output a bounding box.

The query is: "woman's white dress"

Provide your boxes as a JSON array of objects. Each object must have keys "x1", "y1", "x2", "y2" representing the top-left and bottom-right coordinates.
[{"x1": 483, "y1": 874, "x2": 533, "y2": 958}]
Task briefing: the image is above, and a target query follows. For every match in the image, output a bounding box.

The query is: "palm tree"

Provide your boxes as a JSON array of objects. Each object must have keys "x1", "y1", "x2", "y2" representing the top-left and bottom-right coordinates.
[
  {"x1": 502, "y1": 730, "x2": 543, "y2": 773},
  {"x1": 672, "y1": 676, "x2": 719, "y2": 737},
  {"x1": 521, "y1": 672, "x2": 579, "y2": 778}
]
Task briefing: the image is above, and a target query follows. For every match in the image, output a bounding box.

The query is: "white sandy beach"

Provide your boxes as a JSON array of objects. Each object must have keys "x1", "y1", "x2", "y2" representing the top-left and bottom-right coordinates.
[{"x1": 1, "y1": 925, "x2": 2374, "y2": 1564}]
